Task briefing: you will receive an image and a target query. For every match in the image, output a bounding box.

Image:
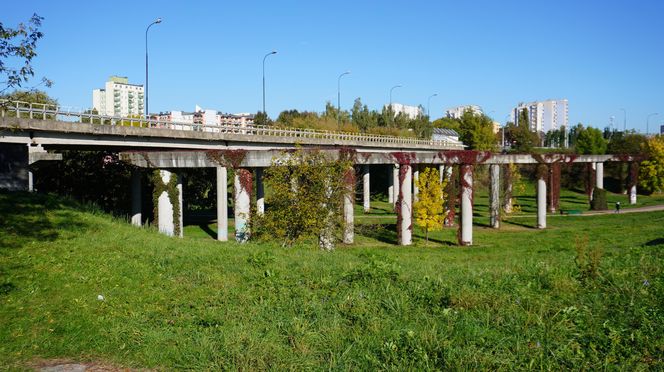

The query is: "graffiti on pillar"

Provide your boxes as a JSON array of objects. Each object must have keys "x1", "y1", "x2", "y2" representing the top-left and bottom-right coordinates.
[{"x1": 150, "y1": 170, "x2": 181, "y2": 237}]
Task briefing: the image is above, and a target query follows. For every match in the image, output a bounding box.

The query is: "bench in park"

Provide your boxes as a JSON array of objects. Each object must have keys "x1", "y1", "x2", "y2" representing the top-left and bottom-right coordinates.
[{"x1": 560, "y1": 209, "x2": 583, "y2": 215}]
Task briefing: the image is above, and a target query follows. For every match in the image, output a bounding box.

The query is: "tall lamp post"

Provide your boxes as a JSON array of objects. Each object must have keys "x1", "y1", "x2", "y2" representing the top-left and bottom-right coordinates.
[
  {"x1": 389, "y1": 84, "x2": 402, "y2": 107},
  {"x1": 337, "y1": 71, "x2": 350, "y2": 128},
  {"x1": 620, "y1": 108, "x2": 627, "y2": 132},
  {"x1": 646, "y1": 113, "x2": 658, "y2": 135},
  {"x1": 262, "y1": 50, "x2": 277, "y2": 115},
  {"x1": 426, "y1": 93, "x2": 438, "y2": 117},
  {"x1": 145, "y1": 17, "x2": 162, "y2": 118}
]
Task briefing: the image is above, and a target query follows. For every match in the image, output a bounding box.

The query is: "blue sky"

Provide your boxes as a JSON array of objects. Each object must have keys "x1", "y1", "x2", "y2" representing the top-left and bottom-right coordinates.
[{"x1": 5, "y1": 0, "x2": 664, "y2": 132}]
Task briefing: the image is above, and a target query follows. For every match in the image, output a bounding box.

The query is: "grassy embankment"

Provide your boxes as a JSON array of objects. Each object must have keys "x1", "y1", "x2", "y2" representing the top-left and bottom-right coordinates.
[{"x1": 1, "y1": 189, "x2": 663, "y2": 369}]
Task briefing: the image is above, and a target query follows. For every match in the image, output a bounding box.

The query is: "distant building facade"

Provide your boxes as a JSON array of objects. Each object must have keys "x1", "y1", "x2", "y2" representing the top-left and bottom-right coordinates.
[
  {"x1": 445, "y1": 105, "x2": 483, "y2": 119},
  {"x1": 660, "y1": 124, "x2": 664, "y2": 135},
  {"x1": 156, "y1": 105, "x2": 254, "y2": 131},
  {"x1": 385, "y1": 103, "x2": 422, "y2": 119},
  {"x1": 512, "y1": 99, "x2": 568, "y2": 133},
  {"x1": 92, "y1": 76, "x2": 144, "y2": 117},
  {"x1": 432, "y1": 128, "x2": 461, "y2": 144}
]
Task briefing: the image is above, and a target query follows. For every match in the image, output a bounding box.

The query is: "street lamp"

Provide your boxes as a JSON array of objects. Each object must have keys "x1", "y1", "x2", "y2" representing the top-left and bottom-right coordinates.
[
  {"x1": 145, "y1": 17, "x2": 162, "y2": 118},
  {"x1": 389, "y1": 84, "x2": 402, "y2": 107},
  {"x1": 262, "y1": 50, "x2": 277, "y2": 115},
  {"x1": 337, "y1": 71, "x2": 350, "y2": 128},
  {"x1": 646, "y1": 113, "x2": 658, "y2": 135},
  {"x1": 426, "y1": 93, "x2": 438, "y2": 117},
  {"x1": 620, "y1": 108, "x2": 627, "y2": 132}
]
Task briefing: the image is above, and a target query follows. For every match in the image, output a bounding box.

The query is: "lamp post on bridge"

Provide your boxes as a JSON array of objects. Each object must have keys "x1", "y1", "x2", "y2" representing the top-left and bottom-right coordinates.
[
  {"x1": 389, "y1": 84, "x2": 402, "y2": 108},
  {"x1": 646, "y1": 113, "x2": 658, "y2": 135},
  {"x1": 337, "y1": 71, "x2": 350, "y2": 129},
  {"x1": 145, "y1": 17, "x2": 162, "y2": 118},
  {"x1": 262, "y1": 50, "x2": 277, "y2": 116},
  {"x1": 426, "y1": 93, "x2": 438, "y2": 118},
  {"x1": 620, "y1": 108, "x2": 627, "y2": 132}
]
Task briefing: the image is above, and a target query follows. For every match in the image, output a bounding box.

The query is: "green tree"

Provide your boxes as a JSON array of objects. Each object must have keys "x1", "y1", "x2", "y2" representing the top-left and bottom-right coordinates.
[
  {"x1": 0, "y1": 89, "x2": 57, "y2": 119},
  {"x1": 432, "y1": 117, "x2": 461, "y2": 133},
  {"x1": 351, "y1": 98, "x2": 376, "y2": 132},
  {"x1": 414, "y1": 167, "x2": 447, "y2": 242},
  {"x1": 639, "y1": 135, "x2": 664, "y2": 194},
  {"x1": 251, "y1": 148, "x2": 352, "y2": 249},
  {"x1": 508, "y1": 108, "x2": 538, "y2": 152},
  {"x1": 457, "y1": 109, "x2": 497, "y2": 151},
  {"x1": 253, "y1": 111, "x2": 272, "y2": 126},
  {"x1": 1, "y1": 14, "x2": 51, "y2": 93},
  {"x1": 575, "y1": 126, "x2": 607, "y2": 155}
]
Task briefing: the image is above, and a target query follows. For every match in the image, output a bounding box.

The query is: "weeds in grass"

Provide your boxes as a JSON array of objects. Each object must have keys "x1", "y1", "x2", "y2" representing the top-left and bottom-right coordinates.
[{"x1": 574, "y1": 235, "x2": 602, "y2": 283}]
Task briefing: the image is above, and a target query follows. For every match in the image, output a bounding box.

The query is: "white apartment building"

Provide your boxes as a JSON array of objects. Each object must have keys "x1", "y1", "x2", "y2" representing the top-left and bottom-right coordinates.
[
  {"x1": 156, "y1": 105, "x2": 254, "y2": 131},
  {"x1": 92, "y1": 76, "x2": 144, "y2": 117},
  {"x1": 512, "y1": 99, "x2": 568, "y2": 133},
  {"x1": 385, "y1": 103, "x2": 422, "y2": 119},
  {"x1": 445, "y1": 105, "x2": 483, "y2": 119}
]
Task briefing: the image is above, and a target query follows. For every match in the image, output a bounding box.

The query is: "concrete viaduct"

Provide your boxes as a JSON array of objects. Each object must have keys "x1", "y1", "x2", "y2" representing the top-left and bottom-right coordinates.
[{"x1": 0, "y1": 100, "x2": 640, "y2": 246}]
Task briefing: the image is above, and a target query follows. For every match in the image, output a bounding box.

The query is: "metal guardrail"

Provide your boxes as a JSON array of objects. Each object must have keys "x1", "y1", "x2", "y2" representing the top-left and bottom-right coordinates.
[{"x1": 0, "y1": 99, "x2": 465, "y2": 149}]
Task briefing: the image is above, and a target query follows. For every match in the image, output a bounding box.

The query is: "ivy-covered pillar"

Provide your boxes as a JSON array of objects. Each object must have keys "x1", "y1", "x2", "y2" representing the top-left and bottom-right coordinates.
[
  {"x1": 459, "y1": 164, "x2": 473, "y2": 246},
  {"x1": 489, "y1": 164, "x2": 500, "y2": 229},
  {"x1": 444, "y1": 165, "x2": 456, "y2": 227},
  {"x1": 502, "y1": 164, "x2": 513, "y2": 214},
  {"x1": 216, "y1": 166, "x2": 228, "y2": 241},
  {"x1": 234, "y1": 168, "x2": 252, "y2": 242},
  {"x1": 629, "y1": 162, "x2": 638, "y2": 205},
  {"x1": 131, "y1": 169, "x2": 142, "y2": 226},
  {"x1": 439, "y1": 164, "x2": 445, "y2": 184},
  {"x1": 413, "y1": 165, "x2": 420, "y2": 203},
  {"x1": 343, "y1": 166, "x2": 355, "y2": 244},
  {"x1": 392, "y1": 164, "x2": 400, "y2": 207},
  {"x1": 537, "y1": 164, "x2": 548, "y2": 229},
  {"x1": 397, "y1": 163, "x2": 413, "y2": 245},
  {"x1": 255, "y1": 167, "x2": 265, "y2": 215},
  {"x1": 155, "y1": 169, "x2": 183, "y2": 238},
  {"x1": 548, "y1": 162, "x2": 561, "y2": 213},
  {"x1": 595, "y1": 162, "x2": 604, "y2": 189},
  {"x1": 362, "y1": 165, "x2": 370, "y2": 213}
]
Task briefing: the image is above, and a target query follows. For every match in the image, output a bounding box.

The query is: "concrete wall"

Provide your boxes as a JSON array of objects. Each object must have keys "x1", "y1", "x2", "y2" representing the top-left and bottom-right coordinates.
[{"x1": 0, "y1": 143, "x2": 28, "y2": 191}]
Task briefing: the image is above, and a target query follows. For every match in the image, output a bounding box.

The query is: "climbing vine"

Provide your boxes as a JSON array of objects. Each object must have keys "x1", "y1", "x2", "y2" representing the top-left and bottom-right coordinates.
[
  {"x1": 205, "y1": 149, "x2": 248, "y2": 169},
  {"x1": 444, "y1": 165, "x2": 457, "y2": 227},
  {"x1": 150, "y1": 170, "x2": 181, "y2": 237}
]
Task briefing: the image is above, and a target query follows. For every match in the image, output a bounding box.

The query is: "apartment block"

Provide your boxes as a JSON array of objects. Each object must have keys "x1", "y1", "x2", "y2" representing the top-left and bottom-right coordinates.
[{"x1": 92, "y1": 76, "x2": 144, "y2": 117}]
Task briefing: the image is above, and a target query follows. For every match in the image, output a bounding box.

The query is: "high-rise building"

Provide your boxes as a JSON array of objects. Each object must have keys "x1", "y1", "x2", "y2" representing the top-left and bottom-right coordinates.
[
  {"x1": 445, "y1": 105, "x2": 483, "y2": 119},
  {"x1": 512, "y1": 99, "x2": 568, "y2": 133},
  {"x1": 385, "y1": 103, "x2": 422, "y2": 119},
  {"x1": 92, "y1": 76, "x2": 144, "y2": 117}
]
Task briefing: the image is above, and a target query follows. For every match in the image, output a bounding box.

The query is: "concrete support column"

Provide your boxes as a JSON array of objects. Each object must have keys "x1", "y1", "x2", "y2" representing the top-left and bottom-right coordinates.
[
  {"x1": 489, "y1": 164, "x2": 500, "y2": 229},
  {"x1": 362, "y1": 165, "x2": 370, "y2": 212},
  {"x1": 156, "y1": 170, "x2": 183, "y2": 238},
  {"x1": 343, "y1": 167, "x2": 355, "y2": 244},
  {"x1": 629, "y1": 162, "x2": 638, "y2": 205},
  {"x1": 439, "y1": 165, "x2": 445, "y2": 184},
  {"x1": 28, "y1": 170, "x2": 34, "y2": 192},
  {"x1": 629, "y1": 185, "x2": 637, "y2": 205},
  {"x1": 595, "y1": 162, "x2": 604, "y2": 189},
  {"x1": 413, "y1": 165, "x2": 420, "y2": 203},
  {"x1": 537, "y1": 171, "x2": 547, "y2": 229},
  {"x1": 459, "y1": 164, "x2": 473, "y2": 246},
  {"x1": 398, "y1": 164, "x2": 412, "y2": 246},
  {"x1": 216, "y1": 166, "x2": 228, "y2": 241},
  {"x1": 234, "y1": 168, "x2": 252, "y2": 242},
  {"x1": 391, "y1": 164, "x2": 400, "y2": 206},
  {"x1": 131, "y1": 169, "x2": 142, "y2": 226},
  {"x1": 255, "y1": 167, "x2": 265, "y2": 215},
  {"x1": 502, "y1": 164, "x2": 513, "y2": 214}
]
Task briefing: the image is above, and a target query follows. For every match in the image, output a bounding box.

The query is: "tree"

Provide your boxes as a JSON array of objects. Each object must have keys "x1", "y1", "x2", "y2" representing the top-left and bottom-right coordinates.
[
  {"x1": 432, "y1": 117, "x2": 461, "y2": 133},
  {"x1": 0, "y1": 89, "x2": 57, "y2": 118},
  {"x1": 508, "y1": 109, "x2": 538, "y2": 152},
  {"x1": 1, "y1": 14, "x2": 51, "y2": 94},
  {"x1": 414, "y1": 167, "x2": 447, "y2": 242},
  {"x1": 456, "y1": 109, "x2": 496, "y2": 151},
  {"x1": 639, "y1": 135, "x2": 664, "y2": 194},
  {"x1": 251, "y1": 148, "x2": 352, "y2": 249},
  {"x1": 575, "y1": 126, "x2": 607, "y2": 155},
  {"x1": 253, "y1": 111, "x2": 272, "y2": 126}
]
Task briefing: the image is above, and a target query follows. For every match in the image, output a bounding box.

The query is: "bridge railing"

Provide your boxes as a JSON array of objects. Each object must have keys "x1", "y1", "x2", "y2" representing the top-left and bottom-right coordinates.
[{"x1": 0, "y1": 99, "x2": 465, "y2": 149}]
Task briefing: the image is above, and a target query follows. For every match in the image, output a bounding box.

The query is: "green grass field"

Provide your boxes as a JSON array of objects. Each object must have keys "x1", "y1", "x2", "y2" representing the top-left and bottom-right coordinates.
[{"x1": 1, "y1": 189, "x2": 663, "y2": 370}]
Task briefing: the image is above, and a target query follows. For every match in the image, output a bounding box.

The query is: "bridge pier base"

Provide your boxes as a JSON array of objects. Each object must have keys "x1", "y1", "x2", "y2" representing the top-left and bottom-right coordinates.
[
  {"x1": 398, "y1": 164, "x2": 412, "y2": 246},
  {"x1": 131, "y1": 169, "x2": 142, "y2": 226},
  {"x1": 459, "y1": 165, "x2": 473, "y2": 246},
  {"x1": 362, "y1": 165, "x2": 370, "y2": 212},
  {"x1": 217, "y1": 166, "x2": 228, "y2": 241},
  {"x1": 234, "y1": 168, "x2": 252, "y2": 243},
  {"x1": 156, "y1": 170, "x2": 183, "y2": 237},
  {"x1": 489, "y1": 164, "x2": 500, "y2": 229}
]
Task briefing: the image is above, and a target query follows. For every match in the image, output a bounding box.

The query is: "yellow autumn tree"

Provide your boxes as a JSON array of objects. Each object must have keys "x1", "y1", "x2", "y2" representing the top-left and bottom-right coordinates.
[
  {"x1": 640, "y1": 135, "x2": 664, "y2": 194},
  {"x1": 414, "y1": 167, "x2": 448, "y2": 242}
]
